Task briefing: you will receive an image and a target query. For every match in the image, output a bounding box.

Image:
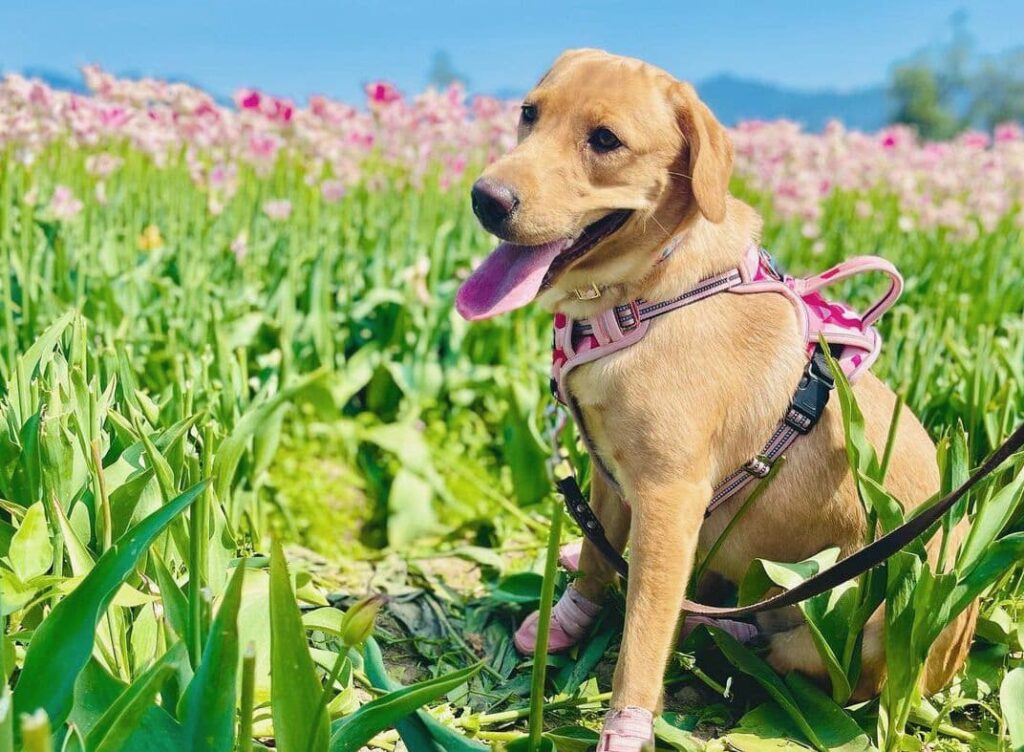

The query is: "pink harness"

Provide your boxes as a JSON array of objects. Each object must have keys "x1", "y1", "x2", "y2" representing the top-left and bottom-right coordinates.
[{"x1": 551, "y1": 245, "x2": 903, "y2": 513}]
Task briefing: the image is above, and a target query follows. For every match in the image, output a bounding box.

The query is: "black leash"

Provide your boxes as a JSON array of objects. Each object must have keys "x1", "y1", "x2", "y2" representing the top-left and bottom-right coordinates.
[{"x1": 553, "y1": 377, "x2": 1024, "y2": 617}]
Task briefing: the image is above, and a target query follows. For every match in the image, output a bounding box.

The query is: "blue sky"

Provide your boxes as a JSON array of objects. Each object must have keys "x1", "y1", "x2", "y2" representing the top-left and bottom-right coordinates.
[{"x1": 2, "y1": 1, "x2": 1022, "y2": 102}]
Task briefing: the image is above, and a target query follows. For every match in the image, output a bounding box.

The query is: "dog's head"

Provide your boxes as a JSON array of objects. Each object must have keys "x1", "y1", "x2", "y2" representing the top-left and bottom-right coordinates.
[{"x1": 456, "y1": 48, "x2": 733, "y2": 320}]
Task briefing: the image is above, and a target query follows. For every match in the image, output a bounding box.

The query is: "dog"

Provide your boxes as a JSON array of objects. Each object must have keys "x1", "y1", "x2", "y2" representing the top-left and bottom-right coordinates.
[{"x1": 456, "y1": 49, "x2": 977, "y2": 750}]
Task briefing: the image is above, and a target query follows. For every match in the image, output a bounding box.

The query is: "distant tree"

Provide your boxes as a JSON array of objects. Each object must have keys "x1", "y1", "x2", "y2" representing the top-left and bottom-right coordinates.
[
  {"x1": 968, "y1": 50, "x2": 1024, "y2": 129},
  {"x1": 428, "y1": 51, "x2": 467, "y2": 89},
  {"x1": 889, "y1": 63, "x2": 959, "y2": 139},
  {"x1": 888, "y1": 10, "x2": 1024, "y2": 136}
]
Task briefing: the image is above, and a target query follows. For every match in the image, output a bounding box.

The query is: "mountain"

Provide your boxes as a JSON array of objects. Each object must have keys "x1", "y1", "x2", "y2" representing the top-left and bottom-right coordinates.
[
  {"x1": 9, "y1": 66, "x2": 892, "y2": 131},
  {"x1": 498, "y1": 74, "x2": 890, "y2": 132},
  {"x1": 696, "y1": 73, "x2": 890, "y2": 131},
  {"x1": 18, "y1": 66, "x2": 89, "y2": 94}
]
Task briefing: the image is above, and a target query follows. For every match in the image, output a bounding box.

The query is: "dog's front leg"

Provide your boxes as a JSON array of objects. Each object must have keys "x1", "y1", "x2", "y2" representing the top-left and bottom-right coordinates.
[{"x1": 601, "y1": 476, "x2": 709, "y2": 751}]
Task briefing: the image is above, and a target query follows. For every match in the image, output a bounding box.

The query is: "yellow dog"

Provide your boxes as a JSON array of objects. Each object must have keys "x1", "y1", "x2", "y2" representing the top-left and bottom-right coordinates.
[{"x1": 456, "y1": 49, "x2": 976, "y2": 750}]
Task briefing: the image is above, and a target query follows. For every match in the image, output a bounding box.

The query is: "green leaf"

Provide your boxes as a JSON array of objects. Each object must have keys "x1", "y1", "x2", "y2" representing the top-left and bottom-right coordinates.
[
  {"x1": 958, "y1": 467, "x2": 1024, "y2": 573},
  {"x1": 67, "y1": 658, "x2": 184, "y2": 752},
  {"x1": 0, "y1": 685, "x2": 13, "y2": 752},
  {"x1": 9, "y1": 503, "x2": 52, "y2": 582},
  {"x1": 653, "y1": 716, "x2": 704, "y2": 751},
  {"x1": 85, "y1": 643, "x2": 185, "y2": 752},
  {"x1": 362, "y1": 638, "x2": 441, "y2": 752},
  {"x1": 739, "y1": 549, "x2": 856, "y2": 704},
  {"x1": 1001, "y1": 667, "x2": 1024, "y2": 752},
  {"x1": 544, "y1": 726, "x2": 600, "y2": 752},
  {"x1": 949, "y1": 533, "x2": 1024, "y2": 618},
  {"x1": 363, "y1": 637, "x2": 487, "y2": 752},
  {"x1": 555, "y1": 611, "x2": 618, "y2": 694},
  {"x1": 270, "y1": 540, "x2": 329, "y2": 752},
  {"x1": 180, "y1": 562, "x2": 246, "y2": 750},
  {"x1": 387, "y1": 469, "x2": 437, "y2": 548},
  {"x1": 12, "y1": 481, "x2": 206, "y2": 729},
  {"x1": 151, "y1": 552, "x2": 189, "y2": 641},
  {"x1": 490, "y1": 572, "x2": 543, "y2": 604},
  {"x1": 709, "y1": 628, "x2": 825, "y2": 751},
  {"x1": 108, "y1": 468, "x2": 156, "y2": 540},
  {"x1": 506, "y1": 737, "x2": 556, "y2": 752},
  {"x1": 784, "y1": 673, "x2": 874, "y2": 752},
  {"x1": 328, "y1": 662, "x2": 483, "y2": 752},
  {"x1": 724, "y1": 703, "x2": 814, "y2": 751},
  {"x1": 52, "y1": 497, "x2": 95, "y2": 576}
]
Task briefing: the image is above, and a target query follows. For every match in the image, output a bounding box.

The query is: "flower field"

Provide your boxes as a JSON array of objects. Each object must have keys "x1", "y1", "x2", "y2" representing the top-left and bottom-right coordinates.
[{"x1": 1, "y1": 68, "x2": 1023, "y2": 751}]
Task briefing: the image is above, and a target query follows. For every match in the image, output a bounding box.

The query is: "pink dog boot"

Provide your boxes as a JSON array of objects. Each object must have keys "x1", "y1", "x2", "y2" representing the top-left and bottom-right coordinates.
[
  {"x1": 680, "y1": 614, "x2": 760, "y2": 643},
  {"x1": 598, "y1": 706, "x2": 655, "y2": 752},
  {"x1": 559, "y1": 540, "x2": 583, "y2": 571},
  {"x1": 513, "y1": 586, "x2": 600, "y2": 654}
]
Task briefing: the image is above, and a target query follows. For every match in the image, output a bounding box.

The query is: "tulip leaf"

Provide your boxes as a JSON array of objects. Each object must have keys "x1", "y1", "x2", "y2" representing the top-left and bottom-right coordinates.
[
  {"x1": 12, "y1": 481, "x2": 206, "y2": 729},
  {"x1": 181, "y1": 561, "x2": 246, "y2": 750},
  {"x1": 1001, "y1": 667, "x2": 1024, "y2": 752},
  {"x1": 363, "y1": 636, "x2": 487, "y2": 752},
  {"x1": 328, "y1": 661, "x2": 484, "y2": 752},
  {"x1": 86, "y1": 643, "x2": 186, "y2": 752},
  {"x1": 9, "y1": 502, "x2": 52, "y2": 582},
  {"x1": 270, "y1": 539, "x2": 330, "y2": 752}
]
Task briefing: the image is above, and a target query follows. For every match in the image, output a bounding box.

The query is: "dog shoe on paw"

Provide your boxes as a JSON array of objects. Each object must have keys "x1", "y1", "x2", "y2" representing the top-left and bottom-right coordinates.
[
  {"x1": 513, "y1": 587, "x2": 600, "y2": 654},
  {"x1": 558, "y1": 540, "x2": 583, "y2": 571},
  {"x1": 598, "y1": 706, "x2": 655, "y2": 752}
]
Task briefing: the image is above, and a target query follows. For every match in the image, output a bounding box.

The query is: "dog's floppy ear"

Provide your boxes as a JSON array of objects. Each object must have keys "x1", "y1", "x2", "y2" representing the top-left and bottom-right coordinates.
[{"x1": 675, "y1": 83, "x2": 733, "y2": 223}]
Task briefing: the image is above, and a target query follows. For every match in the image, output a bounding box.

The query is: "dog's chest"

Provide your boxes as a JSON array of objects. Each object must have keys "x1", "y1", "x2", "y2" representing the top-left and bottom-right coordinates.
[{"x1": 562, "y1": 295, "x2": 807, "y2": 495}]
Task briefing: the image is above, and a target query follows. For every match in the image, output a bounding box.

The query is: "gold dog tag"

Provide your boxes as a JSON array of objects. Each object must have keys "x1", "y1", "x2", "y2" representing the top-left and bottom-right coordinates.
[{"x1": 574, "y1": 283, "x2": 602, "y2": 300}]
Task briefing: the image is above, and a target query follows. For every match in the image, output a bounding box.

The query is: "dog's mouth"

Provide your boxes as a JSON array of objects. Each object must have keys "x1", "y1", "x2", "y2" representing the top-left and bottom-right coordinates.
[{"x1": 455, "y1": 210, "x2": 633, "y2": 321}]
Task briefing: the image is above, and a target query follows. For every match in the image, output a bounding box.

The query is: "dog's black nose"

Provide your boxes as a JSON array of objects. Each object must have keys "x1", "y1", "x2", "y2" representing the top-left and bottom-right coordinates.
[{"x1": 471, "y1": 178, "x2": 519, "y2": 231}]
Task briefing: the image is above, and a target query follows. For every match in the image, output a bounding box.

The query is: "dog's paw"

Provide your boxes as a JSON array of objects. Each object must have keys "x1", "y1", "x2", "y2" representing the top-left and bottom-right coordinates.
[
  {"x1": 559, "y1": 540, "x2": 583, "y2": 571},
  {"x1": 598, "y1": 706, "x2": 655, "y2": 752},
  {"x1": 513, "y1": 586, "x2": 600, "y2": 654}
]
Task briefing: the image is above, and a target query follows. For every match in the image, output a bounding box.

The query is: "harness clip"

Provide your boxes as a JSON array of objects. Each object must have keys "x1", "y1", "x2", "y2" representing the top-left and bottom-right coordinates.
[
  {"x1": 785, "y1": 354, "x2": 834, "y2": 435},
  {"x1": 743, "y1": 454, "x2": 774, "y2": 478}
]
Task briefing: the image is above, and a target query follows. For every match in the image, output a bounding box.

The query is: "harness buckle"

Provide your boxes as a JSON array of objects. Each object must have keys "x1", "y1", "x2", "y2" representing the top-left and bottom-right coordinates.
[
  {"x1": 743, "y1": 454, "x2": 774, "y2": 478},
  {"x1": 785, "y1": 350, "x2": 835, "y2": 435}
]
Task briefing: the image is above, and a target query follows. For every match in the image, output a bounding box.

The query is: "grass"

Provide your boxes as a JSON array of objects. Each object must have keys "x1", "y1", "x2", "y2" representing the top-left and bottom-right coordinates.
[{"x1": 0, "y1": 138, "x2": 1022, "y2": 751}]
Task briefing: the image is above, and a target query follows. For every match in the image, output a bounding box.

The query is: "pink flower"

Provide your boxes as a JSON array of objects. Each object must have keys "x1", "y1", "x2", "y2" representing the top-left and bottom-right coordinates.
[
  {"x1": 262, "y1": 198, "x2": 292, "y2": 221},
  {"x1": 995, "y1": 122, "x2": 1023, "y2": 143},
  {"x1": 320, "y1": 179, "x2": 346, "y2": 203},
  {"x1": 48, "y1": 185, "x2": 83, "y2": 220},
  {"x1": 230, "y1": 231, "x2": 248, "y2": 260},
  {"x1": 85, "y1": 153, "x2": 123, "y2": 177},
  {"x1": 959, "y1": 131, "x2": 990, "y2": 149},
  {"x1": 366, "y1": 81, "x2": 401, "y2": 105},
  {"x1": 236, "y1": 89, "x2": 262, "y2": 110}
]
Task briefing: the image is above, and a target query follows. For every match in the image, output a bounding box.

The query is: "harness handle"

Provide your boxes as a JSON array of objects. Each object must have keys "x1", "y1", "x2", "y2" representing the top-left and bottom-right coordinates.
[{"x1": 796, "y1": 256, "x2": 903, "y2": 330}]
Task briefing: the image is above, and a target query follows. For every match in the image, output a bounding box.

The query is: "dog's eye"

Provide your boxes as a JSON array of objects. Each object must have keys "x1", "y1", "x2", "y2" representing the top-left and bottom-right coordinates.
[
  {"x1": 589, "y1": 127, "x2": 622, "y2": 152},
  {"x1": 520, "y1": 104, "x2": 538, "y2": 125}
]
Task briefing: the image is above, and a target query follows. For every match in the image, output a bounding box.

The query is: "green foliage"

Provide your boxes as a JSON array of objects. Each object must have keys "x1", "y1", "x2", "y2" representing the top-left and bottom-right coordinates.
[{"x1": 1, "y1": 134, "x2": 1023, "y2": 751}]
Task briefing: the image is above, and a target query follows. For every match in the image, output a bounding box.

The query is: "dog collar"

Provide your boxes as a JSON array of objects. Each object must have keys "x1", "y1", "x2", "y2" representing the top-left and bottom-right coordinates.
[{"x1": 568, "y1": 234, "x2": 687, "y2": 301}]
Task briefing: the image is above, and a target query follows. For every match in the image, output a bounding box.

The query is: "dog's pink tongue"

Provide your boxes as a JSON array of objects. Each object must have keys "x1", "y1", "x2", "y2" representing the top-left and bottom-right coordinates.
[{"x1": 456, "y1": 239, "x2": 570, "y2": 320}]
